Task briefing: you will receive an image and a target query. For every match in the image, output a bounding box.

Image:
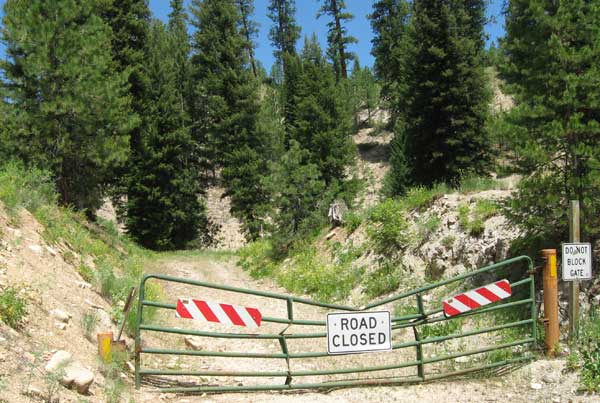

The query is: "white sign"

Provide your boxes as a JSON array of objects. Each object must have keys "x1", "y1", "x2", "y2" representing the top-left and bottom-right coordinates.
[
  {"x1": 326, "y1": 311, "x2": 392, "y2": 355},
  {"x1": 562, "y1": 242, "x2": 592, "y2": 281}
]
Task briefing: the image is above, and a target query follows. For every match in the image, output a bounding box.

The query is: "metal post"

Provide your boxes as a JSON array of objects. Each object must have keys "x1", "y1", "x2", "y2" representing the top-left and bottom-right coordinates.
[
  {"x1": 568, "y1": 200, "x2": 580, "y2": 339},
  {"x1": 541, "y1": 249, "x2": 559, "y2": 354},
  {"x1": 135, "y1": 279, "x2": 146, "y2": 389}
]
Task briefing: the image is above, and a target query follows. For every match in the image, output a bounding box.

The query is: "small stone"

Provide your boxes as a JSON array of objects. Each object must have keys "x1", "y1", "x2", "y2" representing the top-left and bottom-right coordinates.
[
  {"x1": 77, "y1": 281, "x2": 92, "y2": 289},
  {"x1": 50, "y1": 309, "x2": 71, "y2": 323},
  {"x1": 85, "y1": 299, "x2": 104, "y2": 309},
  {"x1": 28, "y1": 244, "x2": 42, "y2": 254},
  {"x1": 184, "y1": 335, "x2": 203, "y2": 351},
  {"x1": 25, "y1": 386, "x2": 45, "y2": 399},
  {"x1": 552, "y1": 398, "x2": 560, "y2": 403},
  {"x1": 530, "y1": 382, "x2": 543, "y2": 390},
  {"x1": 126, "y1": 361, "x2": 135, "y2": 373},
  {"x1": 62, "y1": 362, "x2": 94, "y2": 394},
  {"x1": 55, "y1": 322, "x2": 67, "y2": 331},
  {"x1": 45, "y1": 350, "x2": 72, "y2": 372},
  {"x1": 116, "y1": 300, "x2": 125, "y2": 310},
  {"x1": 454, "y1": 356, "x2": 469, "y2": 363},
  {"x1": 46, "y1": 246, "x2": 58, "y2": 256},
  {"x1": 543, "y1": 373, "x2": 559, "y2": 384}
]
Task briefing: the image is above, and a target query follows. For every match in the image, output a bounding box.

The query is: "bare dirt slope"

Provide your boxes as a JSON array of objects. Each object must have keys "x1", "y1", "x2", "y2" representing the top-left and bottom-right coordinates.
[
  {"x1": 0, "y1": 207, "x2": 121, "y2": 402},
  {"x1": 135, "y1": 254, "x2": 591, "y2": 403}
]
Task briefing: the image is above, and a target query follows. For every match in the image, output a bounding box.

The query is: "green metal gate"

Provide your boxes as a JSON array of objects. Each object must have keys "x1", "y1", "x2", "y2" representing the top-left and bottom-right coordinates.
[{"x1": 135, "y1": 255, "x2": 537, "y2": 393}]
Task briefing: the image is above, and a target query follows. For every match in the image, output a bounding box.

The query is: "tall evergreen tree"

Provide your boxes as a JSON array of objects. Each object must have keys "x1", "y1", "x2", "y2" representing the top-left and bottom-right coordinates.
[
  {"x1": 262, "y1": 140, "x2": 325, "y2": 252},
  {"x1": 236, "y1": 0, "x2": 259, "y2": 78},
  {"x1": 1, "y1": 0, "x2": 135, "y2": 213},
  {"x1": 102, "y1": 0, "x2": 151, "y2": 215},
  {"x1": 501, "y1": 0, "x2": 600, "y2": 244},
  {"x1": 267, "y1": 0, "x2": 301, "y2": 76},
  {"x1": 168, "y1": 0, "x2": 191, "y2": 117},
  {"x1": 189, "y1": 0, "x2": 267, "y2": 239},
  {"x1": 125, "y1": 20, "x2": 206, "y2": 250},
  {"x1": 291, "y1": 35, "x2": 355, "y2": 185},
  {"x1": 317, "y1": 0, "x2": 357, "y2": 81},
  {"x1": 401, "y1": 0, "x2": 490, "y2": 187},
  {"x1": 369, "y1": 0, "x2": 413, "y2": 123},
  {"x1": 101, "y1": 0, "x2": 150, "y2": 144}
]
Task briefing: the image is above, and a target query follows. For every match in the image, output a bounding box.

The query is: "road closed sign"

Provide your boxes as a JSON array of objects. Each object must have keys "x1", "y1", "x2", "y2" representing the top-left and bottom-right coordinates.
[
  {"x1": 562, "y1": 243, "x2": 592, "y2": 281},
  {"x1": 326, "y1": 311, "x2": 392, "y2": 355}
]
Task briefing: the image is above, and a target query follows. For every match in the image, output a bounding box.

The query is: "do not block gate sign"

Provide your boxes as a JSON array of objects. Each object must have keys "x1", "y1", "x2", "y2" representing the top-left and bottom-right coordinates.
[{"x1": 562, "y1": 243, "x2": 592, "y2": 281}]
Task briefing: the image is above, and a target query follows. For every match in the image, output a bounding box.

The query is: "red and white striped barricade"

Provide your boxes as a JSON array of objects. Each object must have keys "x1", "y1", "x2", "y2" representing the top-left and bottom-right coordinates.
[
  {"x1": 176, "y1": 298, "x2": 262, "y2": 328},
  {"x1": 443, "y1": 279, "x2": 512, "y2": 317}
]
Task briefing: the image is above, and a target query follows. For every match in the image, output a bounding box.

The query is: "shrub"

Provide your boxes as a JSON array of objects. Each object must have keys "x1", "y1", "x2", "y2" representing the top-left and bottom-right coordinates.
[
  {"x1": 81, "y1": 311, "x2": 98, "y2": 341},
  {"x1": 0, "y1": 161, "x2": 56, "y2": 217},
  {"x1": 276, "y1": 245, "x2": 362, "y2": 302},
  {"x1": 364, "y1": 262, "x2": 401, "y2": 298},
  {"x1": 579, "y1": 310, "x2": 600, "y2": 392},
  {"x1": 402, "y1": 183, "x2": 449, "y2": 211},
  {"x1": 367, "y1": 198, "x2": 409, "y2": 255},
  {"x1": 238, "y1": 240, "x2": 277, "y2": 279},
  {"x1": 343, "y1": 210, "x2": 364, "y2": 234},
  {"x1": 0, "y1": 287, "x2": 27, "y2": 329},
  {"x1": 458, "y1": 175, "x2": 504, "y2": 193},
  {"x1": 458, "y1": 200, "x2": 498, "y2": 237}
]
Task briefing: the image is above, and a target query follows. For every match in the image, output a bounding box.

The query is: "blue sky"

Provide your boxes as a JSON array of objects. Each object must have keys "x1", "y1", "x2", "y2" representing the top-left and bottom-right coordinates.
[{"x1": 0, "y1": 0, "x2": 506, "y2": 72}]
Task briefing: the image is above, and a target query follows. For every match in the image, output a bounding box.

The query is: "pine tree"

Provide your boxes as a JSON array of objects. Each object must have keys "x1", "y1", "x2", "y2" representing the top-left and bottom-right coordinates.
[
  {"x1": 1, "y1": 0, "x2": 135, "y2": 214},
  {"x1": 101, "y1": 0, "x2": 150, "y2": 142},
  {"x1": 189, "y1": 0, "x2": 267, "y2": 239},
  {"x1": 403, "y1": 0, "x2": 490, "y2": 187},
  {"x1": 168, "y1": 0, "x2": 190, "y2": 117},
  {"x1": 369, "y1": 0, "x2": 413, "y2": 124},
  {"x1": 125, "y1": 20, "x2": 207, "y2": 250},
  {"x1": 0, "y1": 89, "x2": 17, "y2": 161},
  {"x1": 236, "y1": 0, "x2": 259, "y2": 78},
  {"x1": 262, "y1": 140, "x2": 325, "y2": 252},
  {"x1": 267, "y1": 0, "x2": 301, "y2": 75},
  {"x1": 501, "y1": 0, "x2": 600, "y2": 244},
  {"x1": 101, "y1": 0, "x2": 151, "y2": 213},
  {"x1": 291, "y1": 35, "x2": 355, "y2": 185},
  {"x1": 317, "y1": 0, "x2": 357, "y2": 81}
]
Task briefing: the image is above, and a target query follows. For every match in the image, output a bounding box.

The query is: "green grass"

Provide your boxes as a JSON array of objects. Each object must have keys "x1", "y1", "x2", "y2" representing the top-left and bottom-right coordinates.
[
  {"x1": 402, "y1": 183, "x2": 450, "y2": 211},
  {"x1": 277, "y1": 244, "x2": 364, "y2": 302},
  {"x1": 0, "y1": 286, "x2": 27, "y2": 329},
  {"x1": 363, "y1": 262, "x2": 401, "y2": 299},
  {"x1": 578, "y1": 309, "x2": 600, "y2": 392},
  {"x1": 458, "y1": 175, "x2": 506, "y2": 193},
  {"x1": 367, "y1": 198, "x2": 410, "y2": 255},
  {"x1": 458, "y1": 200, "x2": 499, "y2": 237}
]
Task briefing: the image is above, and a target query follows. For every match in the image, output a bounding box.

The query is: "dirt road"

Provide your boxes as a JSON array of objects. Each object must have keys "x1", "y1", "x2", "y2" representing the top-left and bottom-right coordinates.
[{"x1": 134, "y1": 253, "x2": 592, "y2": 403}]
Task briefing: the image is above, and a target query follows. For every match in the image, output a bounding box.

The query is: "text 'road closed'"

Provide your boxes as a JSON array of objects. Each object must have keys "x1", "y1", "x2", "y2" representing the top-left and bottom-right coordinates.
[{"x1": 326, "y1": 311, "x2": 392, "y2": 355}]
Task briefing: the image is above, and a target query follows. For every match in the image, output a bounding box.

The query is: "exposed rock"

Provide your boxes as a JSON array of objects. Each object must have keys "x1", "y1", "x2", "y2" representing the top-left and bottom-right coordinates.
[
  {"x1": 530, "y1": 382, "x2": 543, "y2": 390},
  {"x1": 46, "y1": 246, "x2": 58, "y2": 256},
  {"x1": 50, "y1": 309, "x2": 71, "y2": 323},
  {"x1": 543, "y1": 373, "x2": 559, "y2": 384},
  {"x1": 55, "y1": 322, "x2": 67, "y2": 331},
  {"x1": 184, "y1": 335, "x2": 204, "y2": 351},
  {"x1": 28, "y1": 244, "x2": 42, "y2": 254},
  {"x1": 61, "y1": 361, "x2": 95, "y2": 394},
  {"x1": 45, "y1": 350, "x2": 72, "y2": 372}
]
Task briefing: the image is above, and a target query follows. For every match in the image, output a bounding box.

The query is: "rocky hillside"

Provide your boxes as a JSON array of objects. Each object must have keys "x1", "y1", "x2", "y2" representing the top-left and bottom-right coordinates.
[{"x1": 0, "y1": 204, "x2": 136, "y2": 402}]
